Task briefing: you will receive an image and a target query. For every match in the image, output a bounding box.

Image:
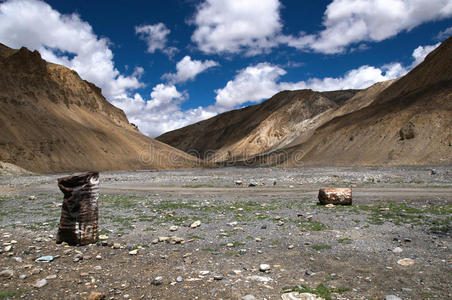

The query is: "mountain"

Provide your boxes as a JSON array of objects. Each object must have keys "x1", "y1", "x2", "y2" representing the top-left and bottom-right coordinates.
[
  {"x1": 157, "y1": 89, "x2": 361, "y2": 162},
  {"x1": 0, "y1": 44, "x2": 201, "y2": 173},
  {"x1": 158, "y1": 37, "x2": 452, "y2": 167}
]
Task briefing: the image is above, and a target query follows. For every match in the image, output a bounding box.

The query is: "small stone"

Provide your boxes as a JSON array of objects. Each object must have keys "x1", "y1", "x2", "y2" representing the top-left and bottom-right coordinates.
[
  {"x1": 392, "y1": 247, "x2": 403, "y2": 253},
  {"x1": 199, "y1": 270, "x2": 210, "y2": 275},
  {"x1": 169, "y1": 225, "x2": 178, "y2": 232},
  {"x1": 112, "y1": 243, "x2": 121, "y2": 249},
  {"x1": 259, "y1": 264, "x2": 271, "y2": 272},
  {"x1": 98, "y1": 235, "x2": 109, "y2": 240},
  {"x1": 190, "y1": 220, "x2": 201, "y2": 228},
  {"x1": 261, "y1": 225, "x2": 267, "y2": 229},
  {"x1": 129, "y1": 249, "x2": 138, "y2": 255},
  {"x1": 34, "y1": 278, "x2": 48, "y2": 288},
  {"x1": 325, "y1": 204, "x2": 335, "y2": 208},
  {"x1": 29, "y1": 195, "x2": 36, "y2": 200},
  {"x1": 13, "y1": 257, "x2": 23, "y2": 263},
  {"x1": 288, "y1": 245, "x2": 295, "y2": 249},
  {"x1": 88, "y1": 292, "x2": 105, "y2": 300},
  {"x1": 19, "y1": 274, "x2": 27, "y2": 280},
  {"x1": 226, "y1": 243, "x2": 234, "y2": 247},
  {"x1": 403, "y1": 238, "x2": 412, "y2": 243},
  {"x1": 123, "y1": 295, "x2": 130, "y2": 299},
  {"x1": 239, "y1": 249, "x2": 247, "y2": 255},
  {"x1": 275, "y1": 216, "x2": 281, "y2": 220},
  {"x1": 241, "y1": 295, "x2": 256, "y2": 300},
  {"x1": 255, "y1": 237, "x2": 262, "y2": 242},
  {"x1": 176, "y1": 276, "x2": 183, "y2": 282},
  {"x1": 46, "y1": 274, "x2": 57, "y2": 280},
  {"x1": 281, "y1": 292, "x2": 322, "y2": 300},
  {"x1": 385, "y1": 295, "x2": 403, "y2": 300},
  {"x1": 152, "y1": 239, "x2": 159, "y2": 244},
  {"x1": 214, "y1": 275, "x2": 223, "y2": 280},
  {"x1": 10, "y1": 240, "x2": 17, "y2": 244},
  {"x1": 305, "y1": 269, "x2": 313, "y2": 276},
  {"x1": 95, "y1": 255, "x2": 102, "y2": 260},
  {"x1": 397, "y1": 258, "x2": 414, "y2": 266},
  {"x1": 0, "y1": 269, "x2": 14, "y2": 278},
  {"x1": 235, "y1": 180, "x2": 243, "y2": 186},
  {"x1": 4, "y1": 245, "x2": 12, "y2": 252},
  {"x1": 248, "y1": 182, "x2": 257, "y2": 187},
  {"x1": 158, "y1": 236, "x2": 169, "y2": 242},
  {"x1": 152, "y1": 276, "x2": 163, "y2": 285},
  {"x1": 94, "y1": 265, "x2": 102, "y2": 271},
  {"x1": 278, "y1": 221, "x2": 284, "y2": 226}
]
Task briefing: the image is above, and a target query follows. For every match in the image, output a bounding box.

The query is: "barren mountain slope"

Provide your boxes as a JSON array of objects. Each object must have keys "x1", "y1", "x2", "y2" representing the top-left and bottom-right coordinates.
[
  {"x1": 278, "y1": 37, "x2": 452, "y2": 167},
  {"x1": 157, "y1": 89, "x2": 360, "y2": 161},
  {"x1": 0, "y1": 44, "x2": 200, "y2": 173}
]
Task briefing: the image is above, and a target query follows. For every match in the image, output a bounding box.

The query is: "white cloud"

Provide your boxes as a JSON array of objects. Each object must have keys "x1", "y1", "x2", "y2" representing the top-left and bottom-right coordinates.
[
  {"x1": 0, "y1": 0, "x2": 142, "y2": 100},
  {"x1": 191, "y1": 0, "x2": 282, "y2": 55},
  {"x1": 111, "y1": 84, "x2": 217, "y2": 137},
  {"x1": 436, "y1": 26, "x2": 452, "y2": 40},
  {"x1": 411, "y1": 43, "x2": 440, "y2": 67},
  {"x1": 284, "y1": 0, "x2": 452, "y2": 54},
  {"x1": 162, "y1": 56, "x2": 218, "y2": 83},
  {"x1": 135, "y1": 23, "x2": 176, "y2": 56}
]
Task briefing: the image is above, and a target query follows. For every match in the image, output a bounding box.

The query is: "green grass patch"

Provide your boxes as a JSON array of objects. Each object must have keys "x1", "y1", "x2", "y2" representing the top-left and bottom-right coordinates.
[
  {"x1": 311, "y1": 244, "x2": 332, "y2": 250},
  {"x1": 337, "y1": 238, "x2": 352, "y2": 244},
  {"x1": 282, "y1": 284, "x2": 349, "y2": 300}
]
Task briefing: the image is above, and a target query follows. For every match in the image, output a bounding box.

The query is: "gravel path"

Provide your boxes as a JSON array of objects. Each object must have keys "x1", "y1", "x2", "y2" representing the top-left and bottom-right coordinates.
[{"x1": 0, "y1": 166, "x2": 451, "y2": 299}]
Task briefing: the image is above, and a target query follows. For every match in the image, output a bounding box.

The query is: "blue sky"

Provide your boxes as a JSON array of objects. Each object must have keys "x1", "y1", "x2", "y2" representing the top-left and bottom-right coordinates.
[{"x1": 0, "y1": 0, "x2": 451, "y2": 137}]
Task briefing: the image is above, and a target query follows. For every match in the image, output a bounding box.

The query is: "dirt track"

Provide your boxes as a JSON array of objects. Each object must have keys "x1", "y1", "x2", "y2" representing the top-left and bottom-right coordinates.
[{"x1": 0, "y1": 166, "x2": 451, "y2": 299}]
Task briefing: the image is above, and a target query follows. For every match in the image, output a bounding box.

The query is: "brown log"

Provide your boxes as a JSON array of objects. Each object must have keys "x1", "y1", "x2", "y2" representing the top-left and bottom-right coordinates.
[
  {"x1": 56, "y1": 171, "x2": 99, "y2": 245},
  {"x1": 318, "y1": 188, "x2": 352, "y2": 205}
]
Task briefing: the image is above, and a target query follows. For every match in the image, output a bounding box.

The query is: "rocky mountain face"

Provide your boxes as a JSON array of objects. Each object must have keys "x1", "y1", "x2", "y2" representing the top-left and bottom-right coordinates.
[
  {"x1": 0, "y1": 44, "x2": 200, "y2": 173},
  {"x1": 158, "y1": 37, "x2": 452, "y2": 167}
]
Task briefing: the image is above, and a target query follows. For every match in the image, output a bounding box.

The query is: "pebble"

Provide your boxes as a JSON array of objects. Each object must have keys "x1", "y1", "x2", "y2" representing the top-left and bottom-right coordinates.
[
  {"x1": 213, "y1": 275, "x2": 223, "y2": 280},
  {"x1": 94, "y1": 265, "x2": 102, "y2": 271},
  {"x1": 88, "y1": 292, "x2": 104, "y2": 300},
  {"x1": 255, "y1": 237, "x2": 262, "y2": 242},
  {"x1": 176, "y1": 276, "x2": 183, "y2": 282},
  {"x1": 0, "y1": 269, "x2": 14, "y2": 278},
  {"x1": 129, "y1": 249, "x2": 138, "y2": 255},
  {"x1": 288, "y1": 245, "x2": 295, "y2": 249},
  {"x1": 158, "y1": 236, "x2": 169, "y2": 242},
  {"x1": 98, "y1": 235, "x2": 109, "y2": 240},
  {"x1": 305, "y1": 269, "x2": 313, "y2": 276},
  {"x1": 95, "y1": 255, "x2": 102, "y2": 260},
  {"x1": 46, "y1": 274, "x2": 57, "y2": 279},
  {"x1": 190, "y1": 220, "x2": 201, "y2": 228},
  {"x1": 325, "y1": 204, "x2": 335, "y2": 208},
  {"x1": 392, "y1": 247, "x2": 403, "y2": 253},
  {"x1": 34, "y1": 278, "x2": 48, "y2": 288},
  {"x1": 259, "y1": 264, "x2": 271, "y2": 272},
  {"x1": 199, "y1": 270, "x2": 210, "y2": 275},
  {"x1": 169, "y1": 225, "x2": 178, "y2": 232},
  {"x1": 13, "y1": 257, "x2": 23, "y2": 263},
  {"x1": 281, "y1": 292, "x2": 322, "y2": 300},
  {"x1": 4, "y1": 245, "x2": 12, "y2": 252},
  {"x1": 239, "y1": 249, "x2": 247, "y2": 255},
  {"x1": 226, "y1": 243, "x2": 234, "y2": 247},
  {"x1": 241, "y1": 295, "x2": 256, "y2": 300},
  {"x1": 112, "y1": 243, "x2": 121, "y2": 249},
  {"x1": 397, "y1": 258, "x2": 414, "y2": 266},
  {"x1": 19, "y1": 274, "x2": 27, "y2": 280},
  {"x1": 29, "y1": 195, "x2": 36, "y2": 200},
  {"x1": 152, "y1": 276, "x2": 163, "y2": 285},
  {"x1": 385, "y1": 295, "x2": 403, "y2": 300},
  {"x1": 152, "y1": 239, "x2": 159, "y2": 244}
]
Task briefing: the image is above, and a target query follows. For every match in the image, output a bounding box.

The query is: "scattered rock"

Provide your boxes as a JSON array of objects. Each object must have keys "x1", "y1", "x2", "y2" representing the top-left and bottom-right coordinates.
[
  {"x1": 246, "y1": 275, "x2": 273, "y2": 283},
  {"x1": 190, "y1": 220, "x2": 201, "y2": 228},
  {"x1": 199, "y1": 270, "x2": 210, "y2": 276},
  {"x1": 169, "y1": 225, "x2": 178, "y2": 232},
  {"x1": 19, "y1": 274, "x2": 27, "y2": 280},
  {"x1": 4, "y1": 245, "x2": 12, "y2": 252},
  {"x1": 235, "y1": 180, "x2": 243, "y2": 186},
  {"x1": 158, "y1": 236, "x2": 169, "y2": 242},
  {"x1": 392, "y1": 247, "x2": 403, "y2": 253},
  {"x1": 305, "y1": 269, "x2": 313, "y2": 276},
  {"x1": 29, "y1": 195, "x2": 36, "y2": 200},
  {"x1": 239, "y1": 249, "x2": 247, "y2": 255},
  {"x1": 226, "y1": 243, "x2": 234, "y2": 247},
  {"x1": 152, "y1": 276, "x2": 163, "y2": 286},
  {"x1": 385, "y1": 295, "x2": 403, "y2": 300},
  {"x1": 98, "y1": 235, "x2": 108, "y2": 240},
  {"x1": 129, "y1": 249, "x2": 138, "y2": 255},
  {"x1": 95, "y1": 255, "x2": 102, "y2": 260},
  {"x1": 399, "y1": 121, "x2": 415, "y2": 140},
  {"x1": 255, "y1": 237, "x2": 262, "y2": 242},
  {"x1": 397, "y1": 258, "x2": 414, "y2": 266},
  {"x1": 325, "y1": 203, "x2": 335, "y2": 208},
  {"x1": 213, "y1": 275, "x2": 223, "y2": 280},
  {"x1": 281, "y1": 292, "x2": 324, "y2": 300},
  {"x1": 94, "y1": 265, "x2": 102, "y2": 271},
  {"x1": 176, "y1": 276, "x2": 183, "y2": 282},
  {"x1": 259, "y1": 264, "x2": 271, "y2": 272},
  {"x1": 0, "y1": 269, "x2": 14, "y2": 278},
  {"x1": 112, "y1": 243, "x2": 121, "y2": 249},
  {"x1": 248, "y1": 182, "x2": 257, "y2": 187},
  {"x1": 288, "y1": 245, "x2": 294, "y2": 249},
  {"x1": 88, "y1": 292, "x2": 105, "y2": 300},
  {"x1": 34, "y1": 278, "x2": 48, "y2": 288},
  {"x1": 242, "y1": 295, "x2": 257, "y2": 300},
  {"x1": 46, "y1": 274, "x2": 57, "y2": 280}
]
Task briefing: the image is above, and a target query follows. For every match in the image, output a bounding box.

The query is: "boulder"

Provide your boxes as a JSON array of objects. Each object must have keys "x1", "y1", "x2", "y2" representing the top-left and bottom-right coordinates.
[{"x1": 318, "y1": 188, "x2": 352, "y2": 205}]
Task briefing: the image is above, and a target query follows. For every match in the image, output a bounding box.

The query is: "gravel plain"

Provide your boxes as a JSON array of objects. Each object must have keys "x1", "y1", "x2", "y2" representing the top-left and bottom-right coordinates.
[{"x1": 0, "y1": 166, "x2": 451, "y2": 299}]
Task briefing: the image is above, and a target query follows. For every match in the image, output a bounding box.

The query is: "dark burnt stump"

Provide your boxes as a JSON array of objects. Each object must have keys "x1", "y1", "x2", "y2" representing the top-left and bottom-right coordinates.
[{"x1": 56, "y1": 171, "x2": 99, "y2": 246}]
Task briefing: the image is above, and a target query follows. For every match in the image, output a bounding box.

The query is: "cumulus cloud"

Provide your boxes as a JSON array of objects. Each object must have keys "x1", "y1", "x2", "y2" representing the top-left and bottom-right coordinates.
[
  {"x1": 135, "y1": 23, "x2": 177, "y2": 56},
  {"x1": 285, "y1": 0, "x2": 452, "y2": 54},
  {"x1": 436, "y1": 26, "x2": 452, "y2": 40},
  {"x1": 111, "y1": 84, "x2": 217, "y2": 137},
  {"x1": 411, "y1": 43, "x2": 440, "y2": 67},
  {"x1": 191, "y1": 0, "x2": 282, "y2": 55},
  {"x1": 0, "y1": 0, "x2": 142, "y2": 99},
  {"x1": 162, "y1": 56, "x2": 218, "y2": 84}
]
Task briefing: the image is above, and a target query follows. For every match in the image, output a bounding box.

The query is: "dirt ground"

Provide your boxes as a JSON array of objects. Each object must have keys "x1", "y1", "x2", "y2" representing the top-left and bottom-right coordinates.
[{"x1": 0, "y1": 166, "x2": 451, "y2": 300}]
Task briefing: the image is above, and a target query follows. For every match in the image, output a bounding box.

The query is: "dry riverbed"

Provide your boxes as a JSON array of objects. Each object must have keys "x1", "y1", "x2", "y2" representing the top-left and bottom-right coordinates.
[{"x1": 0, "y1": 166, "x2": 451, "y2": 299}]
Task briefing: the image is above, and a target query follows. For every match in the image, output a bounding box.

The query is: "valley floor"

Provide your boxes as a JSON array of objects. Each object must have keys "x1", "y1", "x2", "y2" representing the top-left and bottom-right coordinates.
[{"x1": 0, "y1": 166, "x2": 451, "y2": 299}]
